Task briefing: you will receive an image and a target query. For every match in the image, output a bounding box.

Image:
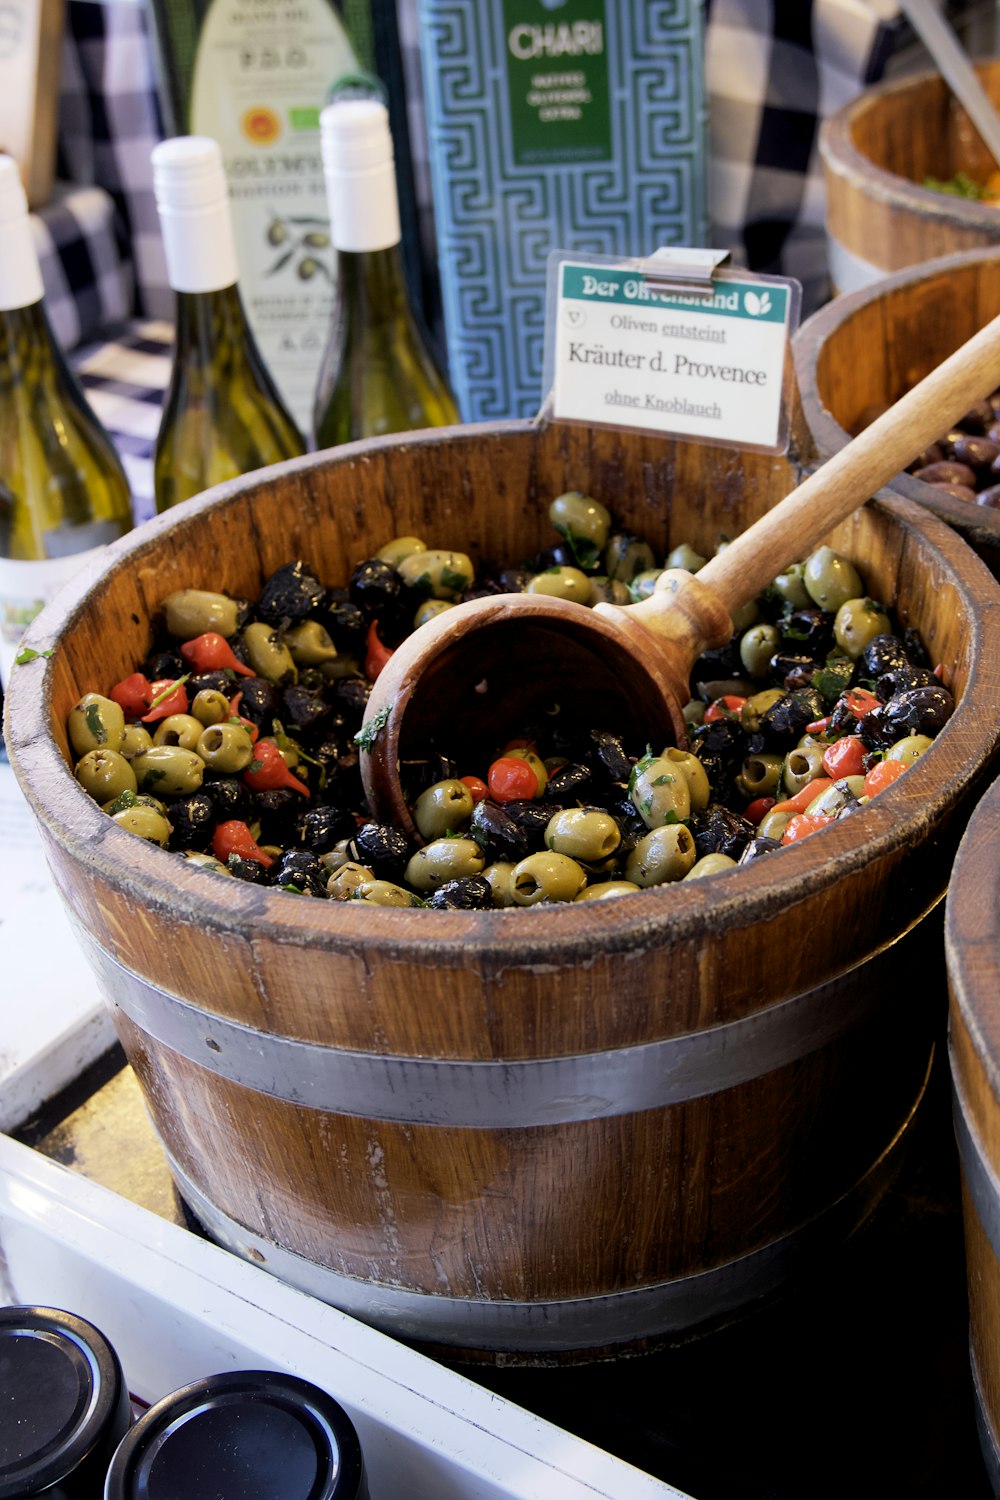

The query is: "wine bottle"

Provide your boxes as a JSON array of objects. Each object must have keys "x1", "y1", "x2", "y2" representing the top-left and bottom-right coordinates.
[
  {"x1": 313, "y1": 98, "x2": 459, "y2": 447},
  {"x1": 152, "y1": 136, "x2": 306, "y2": 515},
  {"x1": 0, "y1": 155, "x2": 133, "y2": 687}
]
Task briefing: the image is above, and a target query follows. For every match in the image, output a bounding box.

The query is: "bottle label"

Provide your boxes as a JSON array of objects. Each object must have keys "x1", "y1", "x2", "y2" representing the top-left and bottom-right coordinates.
[
  {"x1": 0, "y1": 544, "x2": 108, "y2": 686},
  {"x1": 502, "y1": 0, "x2": 612, "y2": 167},
  {"x1": 189, "y1": 0, "x2": 358, "y2": 433}
]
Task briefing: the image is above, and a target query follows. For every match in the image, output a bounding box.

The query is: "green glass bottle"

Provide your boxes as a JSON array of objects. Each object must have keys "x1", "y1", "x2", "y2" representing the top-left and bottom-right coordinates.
[
  {"x1": 313, "y1": 99, "x2": 459, "y2": 447},
  {"x1": 151, "y1": 136, "x2": 305, "y2": 514},
  {"x1": 0, "y1": 155, "x2": 133, "y2": 686}
]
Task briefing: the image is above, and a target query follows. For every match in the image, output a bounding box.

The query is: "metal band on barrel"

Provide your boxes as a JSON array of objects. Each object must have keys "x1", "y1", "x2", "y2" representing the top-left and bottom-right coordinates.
[{"x1": 81, "y1": 925, "x2": 901, "y2": 1128}]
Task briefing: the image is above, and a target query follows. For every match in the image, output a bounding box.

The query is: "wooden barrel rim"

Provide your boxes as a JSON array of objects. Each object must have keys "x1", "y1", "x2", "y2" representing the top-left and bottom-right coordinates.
[
  {"x1": 9, "y1": 425, "x2": 1000, "y2": 973},
  {"x1": 947, "y1": 779, "x2": 1000, "y2": 1092}
]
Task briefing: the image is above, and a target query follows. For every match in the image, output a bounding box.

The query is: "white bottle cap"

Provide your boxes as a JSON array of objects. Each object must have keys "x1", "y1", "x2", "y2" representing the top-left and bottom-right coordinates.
[
  {"x1": 320, "y1": 100, "x2": 401, "y2": 253},
  {"x1": 152, "y1": 136, "x2": 239, "y2": 294},
  {"x1": 0, "y1": 155, "x2": 44, "y2": 311}
]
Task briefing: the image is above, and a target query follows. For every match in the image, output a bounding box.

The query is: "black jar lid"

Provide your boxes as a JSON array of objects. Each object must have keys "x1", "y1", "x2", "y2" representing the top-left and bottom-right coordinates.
[
  {"x1": 0, "y1": 1305, "x2": 131, "y2": 1498},
  {"x1": 104, "y1": 1370, "x2": 368, "y2": 1500}
]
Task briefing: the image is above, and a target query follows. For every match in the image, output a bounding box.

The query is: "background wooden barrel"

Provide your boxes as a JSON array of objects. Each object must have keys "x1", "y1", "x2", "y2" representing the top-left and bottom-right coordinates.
[
  {"x1": 8, "y1": 417, "x2": 1000, "y2": 1361},
  {"x1": 794, "y1": 246, "x2": 1000, "y2": 579},
  {"x1": 946, "y1": 777, "x2": 1000, "y2": 1496},
  {"x1": 820, "y1": 59, "x2": 1000, "y2": 294}
]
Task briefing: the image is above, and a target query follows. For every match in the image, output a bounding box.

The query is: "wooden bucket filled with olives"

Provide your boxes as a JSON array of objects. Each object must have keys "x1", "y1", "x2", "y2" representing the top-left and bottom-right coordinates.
[
  {"x1": 820, "y1": 58, "x2": 1000, "y2": 295},
  {"x1": 946, "y1": 779, "x2": 1000, "y2": 1495},
  {"x1": 7, "y1": 416, "x2": 1000, "y2": 1362},
  {"x1": 794, "y1": 246, "x2": 1000, "y2": 581}
]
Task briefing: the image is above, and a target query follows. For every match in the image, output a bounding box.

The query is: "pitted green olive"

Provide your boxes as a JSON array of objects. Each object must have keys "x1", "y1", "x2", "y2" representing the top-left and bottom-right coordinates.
[
  {"x1": 120, "y1": 725, "x2": 154, "y2": 760},
  {"x1": 527, "y1": 566, "x2": 592, "y2": 604},
  {"x1": 587, "y1": 575, "x2": 631, "y2": 606},
  {"x1": 625, "y1": 824, "x2": 697, "y2": 886},
  {"x1": 483, "y1": 861, "x2": 519, "y2": 907},
  {"x1": 605, "y1": 531, "x2": 656, "y2": 584},
  {"x1": 575, "y1": 880, "x2": 641, "y2": 901},
  {"x1": 191, "y1": 688, "x2": 232, "y2": 726},
  {"x1": 666, "y1": 542, "x2": 707, "y2": 573},
  {"x1": 549, "y1": 491, "x2": 612, "y2": 549},
  {"x1": 740, "y1": 623, "x2": 782, "y2": 680},
  {"x1": 511, "y1": 850, "x2": 587, "y2": 904},
  {"x1": 68, "y1": 693, "x2": 125, "y2": 756},
  {"x1": 758, "y1": 809, "x2": 792, "y2": 842},
  {"x1": 783, "y1": 744, "x2": 826, "y2": 795},
  {"x1": 806, "y1": 776, "x2": 866, "y2": 817},
  {"x1": 153, "y1": 714, "x2": 204, "y2": 751},
  {"x1": 376, "y1": 534, "x2": 426, "y2": 567},
  {"x1": 683, "y1": 852, "x2": 738, "y2": 880},
  {"x1": 662, "y1": 748, "x2": 711, "y2": 812},
  {"x1": 75, "y1": 749, "x2": 137, "y2": 802},
  {"x1": 886, "y1": 733, "x2": 934, "y2": 766},
  {"x1": 196, "y1": 722, "x2": 256, "y2": 773},
  {"x1": 397, "y1": 549, "x2": 474, "y2": 600},
  {"x1": 629, "y1": 569, "x2": 661, "y2": 602},
  {"x1": 630, "y1": 753, "x2": 691, "y2": 829},
  {"x1": 414, "y1": 599, "x2": 455, "y2": 629},
  {"x1": 803, "y1": 547, "x2": 864, "y2": 612},
  {"x1": 405, "y1": 838, "x2": 486, "y2": 892},
  {"x1": 241, "y1": 622, "x2": 297, "y2": 685},
  {"x1": 327, "y1": 861, "x2": 375, "y2": 899},
  {"x1": 110, "y1": 804, "x2": 173, "y2": 845},
  {"x1": 545, "y1": 807, "x2": 621, "y2": 863},
  {"x1": 183, "y1": 851, "x2": 232, "y2": 874},
  {"x1": 413, "y1": 779, "x2": 475, "y2": 841},
  {"x1": 770, "y1": 562, "x2": 810, "y2": 608},
  {"x1": 354, "y1": 879, "x2": 424, "y2": 907},
  {"x1": 735, "y1": 752, "x2": 784, "y2": 800},
  {"x1": 163, "y1": 589, "x2": 241, "y2": 639},
  {"x1": 741, "y1": 688, "x2": 784, "y2": 732},
  {"x1": 131, "y1": 747, "x2": 204, "y2": 796},
  {"x1": 283, "y1": 620, "x2": 338, "y2": 665},
  {"x1": 834, "y1": 598, "x2": 892, "y2": 659}
]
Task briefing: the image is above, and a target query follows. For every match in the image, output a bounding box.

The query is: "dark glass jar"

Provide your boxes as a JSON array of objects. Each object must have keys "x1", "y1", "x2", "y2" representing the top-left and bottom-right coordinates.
[
  {"x1": 103, "y1": 1370, "x2": 369, "y2": 1500},
  {"x1": 0, "y1": 1306, "x2": 132, "y2": 1498}
]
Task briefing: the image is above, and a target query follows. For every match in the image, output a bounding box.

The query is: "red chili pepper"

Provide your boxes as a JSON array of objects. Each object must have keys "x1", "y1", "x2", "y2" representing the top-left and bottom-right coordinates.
[
  {"x1": 770, "y1": 778, "x2": 834, "y2": 817},
  {"x1": 228, "y1": 692, "x2": 259, "y2": 743},
  {"x1": 806, "y1": 715, "x2": 832, "y2": 735},
  {"x1": 110, "y1": 671, "x2": 152, "y2": 718},
  {"x1": 212, "y1": 819, "x2": 274, "y2": 868},
  {"x1": 365, "y1": 620, "x2": 394, "y2": 681},
  {"x1": 488, "y1": 755, "x2": 540, "y2": 802},
  {"x1": 460, "y1": 774, "x2": 489, "y2": 804},
  {"x1": 744, "y1": 796, "x2": 777, "y2": 825},
  {"x1": 822, "y1": 734, "x2": 866, "y2": 780},
  {"x1": 179, "y1": 632, "x2": 254, "y2": 676},
  {"x1": 242, "y1": 738, "x2": 310, "y2": 797},
  {"x1": 781, "y1": 811, "x2": 835, "y2": 845},
  {"x1": 864, "y1": 759, "x2": 907, "y2": 798},
  {"x1": 841, "y1": 688, "x2": 880, "y2": 718},
  {"x1": 933, "y1": 662, "x2": 945, "y2": 680},
  {"x1": 141, "y1": 677, "x2": 190, "y2": 723},
  {"x1": 704, "y1": 694, "x2": 747, "y2": 724}
]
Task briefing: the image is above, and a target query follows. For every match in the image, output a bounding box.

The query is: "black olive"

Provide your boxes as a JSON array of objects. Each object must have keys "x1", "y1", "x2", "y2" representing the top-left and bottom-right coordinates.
[
  {"x1": 294, "y1": 803, "x2": 356, "y2": 854},
  {"x1": 321, "y1": 590, "x2": 367, "y2": 657},
  {"x1": 281, "y1": 684, "x2": 332, "y2": 734},
  {"x1": 205, "y1": 775, "x2": 252, "y2": 823},
  {"x1": 187, "y1": 668, "x2": 241, "y2": 698},
  {"x1": 144, "y1": 649, "x2": 184, "y2": 680},
  {"x1": 859, "y1": 634, "x2": 911, "y2": 680},
  {"x1": 313, "y1": 743, "x2": 362, "y2": 805},
  {"x1": 528, "y1": 543, "x2": 577, "y2": 572},
  {"x1": 501, "y1": 799, "x2": 562, "y2": 836},
  {"x1": 691, "y1": 716, "x2": 748, "y2": 769},
  {"x1": 874, "y1": 665, "x2": 936, "y2": 702},
  {"x1": 399, "y1": 752, "x2": 460, "y2": 803},
  {"x1": 758, "y1": 688, "x2": 825, "y2": 743},
  {"x1": 498, "y1": 566, "x2": 533, "y2": 593},
  {"x1": 427, "y1": 876, "x2": 496, "y2": 910},
  {"x1": 545, "y1": 761, "x2": 593, "y2": 804},
  {"x1": 780, "y1": 608, "x2": 835, "y2": 661},
  {"x1": 348, "y1": 822, "x2": 411, "y2": 881},
  {"x1": 331, "y1": 674, "x2": 372, "y2": 728},
  {"x1": 462, "y1": 579, "x2": 508, "y2": 601},
  {"x1": 348, "y1": 557, "x2": 410, "y2": 641},
  {"x1": 228, "y1": 853, "x2": 271, "y2": 884},
  {"x1": 469, "y1": 799, "x2": 532, "y2": 863},
  {"x1": 769, "y1": 653, "x2": 818, "y2": 691},
  {"x1": 691, "y1": 640, "x2": 744, "y2": 690},
  {"x1": 255, "y1": 788, "x2": 308, "y2": 842},
  {"x1": 586, "y1": 729, "x2": 632, "y2": 784},
  {"x1": 237, "y1": 676, "x2": 282, "y2": 732},
  {"x1": 691, "y1": 803, "x2": 754, "y2": 862},
  {"x1": 167, "y1": 790, "x2": 217, "y2": 852},
  {"x1": 903, "y1": 627, "x2": 932, "y2": 669},
  {"x1": 270, "y1": 848, "x2": 328, "y2": 897},
  {"x1": 257, "y1": 561, "x2": 326, "y2": 625},
  {"x1": 586, "y1": 782, "x2": 648, "y2": 853},
  {"x1": 738, "y1": 835, "x2": 783, "y2": 865},
  {"x1": 862, "y1": 685, "x2": 955, "y2": 749}
]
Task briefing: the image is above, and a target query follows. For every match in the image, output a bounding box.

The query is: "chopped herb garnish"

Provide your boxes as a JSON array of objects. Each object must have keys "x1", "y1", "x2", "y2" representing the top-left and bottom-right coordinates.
[
  {"x1": 247, "y1": 759, "x2": 264, "y2": 774},
  {"x1": 85, "y1": 701, "x2": 106, "y2": 741},
  {"x1": 354, "y1": 704, "x2": 391, "y2": 751},
  {"x1": 107, "y1": 789, "x2": 141, "y2": 814},
  {"x1": 440, "y1": 564, "x2": 468, "y2": 595},
  {"x1": 147, "y1": 673, "x2": 190, "y2": 710}
]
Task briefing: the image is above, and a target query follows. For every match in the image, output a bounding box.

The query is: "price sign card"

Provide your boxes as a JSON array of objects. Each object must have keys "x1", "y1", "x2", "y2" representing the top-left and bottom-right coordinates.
[{"x1": 544, "y1": 251, "x2": 800, "y2": 453}]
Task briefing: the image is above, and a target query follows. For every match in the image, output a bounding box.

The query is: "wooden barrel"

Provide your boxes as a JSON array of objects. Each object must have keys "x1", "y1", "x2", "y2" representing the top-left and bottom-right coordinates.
[
  {"x1": 8, "y1": 417, "x2": 1000, "y2": 1362},
  {"x1": 946, "y1": 778, "x2": 1000, "y2": 1495},
  {"x1": 820, "y1": 59, "x2": 1000, "y2": 294},
  {"x1": 794, "y1": 246, "x2": 1000, "y2": 580}
]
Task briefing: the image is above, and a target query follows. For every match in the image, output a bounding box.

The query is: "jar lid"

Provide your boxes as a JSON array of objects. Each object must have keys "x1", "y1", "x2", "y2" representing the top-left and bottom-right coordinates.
[
  {"x1": 104, "y1": 1370, "x2": 368, "y2": 1500},
  {"x1": 0, "y1": 1306, "x2": 131, "y2": 1498}
]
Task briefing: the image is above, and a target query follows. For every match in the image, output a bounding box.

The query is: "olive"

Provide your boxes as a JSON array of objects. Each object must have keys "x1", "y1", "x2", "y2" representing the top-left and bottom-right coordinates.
[
  {"x1": 625, "y1": 824, "x2": 697, "y2": 886},
  {"x1": 349, "y1": 557, "x2": 410, "y2": 641},
  {"x1": 527, "y1": 566, "x2": 592, "y2": 604},
  {"x1": 586, "y1": 729, "x2": 632, "y2": 784},
  {"x1": 662, "y1": 748, "x2": 711, "y2": 812},
  {"x1": 295, "y1": 804, "x2": 356, "y2": 854},
  {"x1": 587, "y1": 576, "x2": 631, "y2": 606},
  {"x1": 691, "y1": 715, "x2": 748, "y2": 769},
  {"x1": 469, "y1": 799, "x2": 531, "y2": 863},
  {"x1": 977, "y1": 484, "x2": 1000, "y2": 508},
  {"x1": 874, "y1": 665, "x2": 936, "y2": 702},
  {"x1": 740, "y1": 623, "x2": 782, "y2": 680},
  {"x1": 68, "y1": 693, "x2": 125, "y2": 756},
  {"x1": 757, "y1": 809, "x2": 792, "y2": 842},
  {"x1": 834, "y1": 597, "x2": 892, "y2": 659},
  {"x1": 413, "y1": 779, "x2": 475, "y2": 841},
  {"x1": 153, "y1": 713, "x2": 204, "y2": 751},
  {"x1": 912, "y1": 460, "x2": 977, "y2": 488},
  {"x1": 242, "y1": 623, "x2": 297, "y2": 686},
  {"x1": 779, "y1": 608, "x2": 835, "y2": 661},
  {"x1": 738, "y1": 835, "x2": 782, "y2": 865},
  {"x1": 628, "y1": 569, "x2": 661, "y2": 603},
  {"x1": 257, "y1": 560, "x2": 325, "y2": 624},
  {"x1": 544, "y1": 760, "x2": 594, "y2": 805},
  {"x1": 376, "y1": 535, "x2": 427, "y2": 567},
  {"x1": 863, "y1": 685, "x2": 955, "y2": 748},
  {"x1": 196, "y1": 722, "x2": 255, "y2": 773},
  {"x1": 228, "y1": 853, "x2": 271, "y2": 884},
  {"x1": 729, "y1": 598, "x2": 760, "y2": 634},
  {"x1": 355, "y1": 879, "x2": 424, "y2": 907},
  {"x1": 803, "y1": 547, "x2": 864, "y2": 612},
  {"x1": 183, "y1": 851, "x2": 232, "y2": 876},
  {"x1": 347, "y1": 821, "x2": 411, "y2": 881},
  {"x1": 191, "y1": 688, "x2": 232, "y2": 727},
  {"x1": 549, "y1": 491, "x2": 612, "y2": 551},
  {"x1": 165, "y1": 789, "x2": 217, "y2": 851},
  {"x1": 683, "y1": 853, "x2": 738, "y2": 880},
  {"x1": 397, "y1": 549, "x2": 474, "y2": 601},
  {"x1": 758, "y1": 688, "x2": 826, "y2": 744},
  {"x1": 950, "y1": 434, "x2": 1000, "y2": 473},
  {"x1": 205, "y1": 775, "x2": 252, "y2": 823},
  {"x1": 187, "y1": 668, "x2": 240, "y2": 699},
  {"x1": 427, "y1": 875, "x2": 496, "y2": 910},
  {"x1": 163, "y1": 589, "x2": 241, "y2": 639},
  {"x1": 575, "y1": 880, "x2": 641, "y2": 901},
  {"x1": 885, "y1": 732, "x2": 934, "y2": 766},
  {"x1": 666, "y1": 542, "x2": 707, "y2": 573},
  {"x1": 75, "y1": 748, "x2": 137, "y2": 802},
  {"x1": 110, "y1": 804, "x2": 173, "y2": 845},
  {"x1": 280, "y1": 684, "x2": 331, "y2": 735},
  {"x1": 782, "y1": 744, "x2": 826, "y2": 796},
  {"x1": 501, "y1": 798, "x2": 561, "y2": 837},
  {"x1": 319, "y1": 838, "x2": 353, "y2": 874},
  {"x1": 405, "y1": 838, "x2": 486, "y2": 892},
  {"x1": 629, "y1": 753, "x2": 691, "y2": 830},
  {"x1": 735, "y1": 752, "x2": 784, "y2": 800},
  {"x1": 859, "y1": 634, "x2": 911, "y2": 680},
  {"x1": 271, "y1": 849, "x2": 328, "y2": 897},
  {"x1": 770, "y1": 562, "x2": 810, "y2": 608},
  {"x1": 144, "y1": 648, "x2": 186, "y2": 681},
  {"x1": 120, "y1": 725, "x2": 154, "y2": 760},
  {"x1": 511, "y1": 850, "x2": 587, "y2": 904},
  {"x1": 483, "y1": 861, "x2": 519, "y2": 907},
  {"x1": 322, "y1": 592, "x2": 367, "y2": 656},
  {"x1": 545, "y1": 807, "x2": 621, "y2": 862},
  {"x1": 327, "y1": 861, "x2": 375, "y2": 899},
  {"x1": 331, "y1": 674, "x2": 372, "y2": 728},
  {"x1": 414, "y1": 599, "x2": 455, "y2": 629},
  {"x1": 132, "y1": 747, "x2": 204, "y2": 797},
  {"x1": 604, "y1": 531, "x2": 656, "y2": 584},
  {"x1": 683, "y1": 699, "x2": 706, "y2": 730},
  {"x1": 690, "y1": 803, "x2": 753, "y2": 861},
  {"x1": 769, "y1": 653, "x2": 818, "y2": 692},
  {"x1": 806, "y1": 777, "x2": 865, "y2": 817},
  {"x1": 740, "y1": 688, "x2": 785, "y2": 733},
  {"x1": 283, "y1": 620, "x2": 338, "y2": 665}
]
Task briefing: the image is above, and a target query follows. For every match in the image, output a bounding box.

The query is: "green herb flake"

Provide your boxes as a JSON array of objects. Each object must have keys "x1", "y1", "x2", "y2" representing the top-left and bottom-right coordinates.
[
  {"x1": 85, "y1": 701, "x2": 106, "y2": 742},
  {"x1": 147, "y1": 673, "x2": 191, "y2": 711},
  {"x1": 247, "y1": 759, "x2": 264, "y2": 774},
  {"x1": 651, "y1": 774, "x2": 674, "y2": 787},
  {"x1": 142, "y1": 769, "x2": 166, "y2": 787},
  {"x1": 107, "y1": 789, "x2": 141, "y2": 814},
  {"x1": 440, "y1": 564, "x2": 468, "y2": 595},
  {"x1": 354, "y1": 704, "x2": 391, "y2": 752},
  {"x1": 14, "y1": 646, "x2": 55, "y2": 664}
]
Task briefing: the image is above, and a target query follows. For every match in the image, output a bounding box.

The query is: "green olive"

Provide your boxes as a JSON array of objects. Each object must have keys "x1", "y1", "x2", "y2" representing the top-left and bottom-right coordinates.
[
  {"x1": 605, "y1": 531, "x2": 657, "y2": 584},
  {"x1": 153, "y1": 713, "x2": 204, "y2": 751},
  {"x1": 327, "y1": 861, "x2": 375, "y2": 900},
  {"x1": 741, "y1": 688, "x2": 784, "y2": 733},
  {"x1": 405, "y1": 838, "x2": 485, "y2": 892},
  {"x1": 163, "y1": 589, "x2": 241, "y2": 639},
  {"x1": 511, "y1": 850, "x2": 587, "y2": 904},
  {"x1": 414, "y1": 599, "x2": 455, "y2": 629},
  {"x1": 377, "y1": 535, "x2": 426, "y2": 567},
  {"x1": 549, "y1": 491, "x2": 612, "y2": 549},
  {"x1": 397, "y1": 549, "x2": 474, "y2": 600},
  {"x1": 735, "y1": 752, "x2": 784, "y2": 800},
  {"x1": 196, "y1": 722, "x2": 256, "y2": 773},
  {"x1": 758, "y1": 809, "x2": 792, "y2": 842},
  {"x1": 526, "y1": 566, "x2": 592, "y2": 604},
  {"x1": 241, "y1": 622, "x2": 297, "y2": 686},
  {"x1": 886, "y1": 733, "x2": 934, "y2": 766},
  {"x1": 630, "y1": 753, "x2": 691, "y2": 829},
  {"x1": 101, "y1": 791, "x2": 168, "y2": 816},
  {"x1": 119, "y1": 725, "x2": 154, "y2": 760},
  {"x1": 320, "y1": 654, "x2": 362, "y2": 680},
  {"x1": 283, "y1": 620, "x2": 338, "y2": 665},
  {"x1": 770, "y1": 562, "x2": 810, "y2": 609},
  {"x1": 587, "y1": 575, "x2": 631, "y2": 606},
  {"x1": 629, "y1": 568, "x2": 661, "y2": 603},
  {"x1": 575, "y1": 880, "x2": 641, "y2": 901},
  {"x1": 662, "y1": 748, "x2": 711, "y2": 812},
  {"x1": 483, "y1": 861, "x2": 519, "y2": 907},
  {"x1": 545, "y1": 807, "x2": 621, "y2": 863},
  {"x1": 110, "y1": 804, "x2": 173, "y2": 845},
  {"x1": 413, "y1": 779, "x2": 475, "y2": 841},
  {"x1": 131, "y1": 746, "x2": 205, "y2": 796},
  {"x1": 834, "y1": 597, "x2": 892, "y2": 659},
  {"x1": 354, "y1": 879, "x2": 424, "y2": 908},
  {"x1": 682, "y1": 699, "x2": 706, "y2": 730},
  {"x1": 75, "y1": 748, "x2": 137, "y2": 802},
  {"x1": 783, "y1": 744, "x2": 826, "y2": 796},
  {"x1": 68, "y1": 693, "x2": 125, "y2": 756},
  {"x1": 739, "y1": 623, "x2": 782, "y2": 680},
  {"x1": 183, "y1": 851, "x2": 232, "y2": 875},
  {"x1": 803, "y1": 547, "x2": 864, "y2": 612},
  {"x1": 730, "y1": 598, "x2": 760, "y2": 634},
  {"x1": 683, "y1": 852, "x2": 738, "y2": 880},
  {"x1": 191, "y1": 689, "x2": 232, "y2": 727},
  {"x1": 319, "y1": 838, "x2": 354, "y2": 875},
  {"x1": 625, "y1": 824, "x2": 697, "y2": 886},
  {"x1": 666, "y1": 542, "x2": 707, "y2": 573},
  {"x1": 806, "y1": 776, "x2": 866, "y2": 817}
]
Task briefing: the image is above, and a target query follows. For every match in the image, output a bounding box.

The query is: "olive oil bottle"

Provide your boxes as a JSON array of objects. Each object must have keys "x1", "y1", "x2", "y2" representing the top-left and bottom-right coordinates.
[
  {"x1": 312, "y1": 99, "x2": 458, "y2": 446},
  {"x1": 0, "y1": 155, "x2": 133, "y2": 687},
  {"x1": 152, "y1": 136, "x2": 306, "y2": 514}
]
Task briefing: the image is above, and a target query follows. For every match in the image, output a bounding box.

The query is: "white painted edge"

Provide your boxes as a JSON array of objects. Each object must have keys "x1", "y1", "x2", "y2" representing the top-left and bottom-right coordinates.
[{"x1": 825, "y1": 233, "x2": 887, "y2": 295}]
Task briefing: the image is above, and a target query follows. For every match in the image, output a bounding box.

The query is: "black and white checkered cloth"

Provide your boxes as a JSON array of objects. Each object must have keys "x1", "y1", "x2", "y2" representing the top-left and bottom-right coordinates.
[{"x1": 72, "y1": 320, "x2": 172, "y2": 526}]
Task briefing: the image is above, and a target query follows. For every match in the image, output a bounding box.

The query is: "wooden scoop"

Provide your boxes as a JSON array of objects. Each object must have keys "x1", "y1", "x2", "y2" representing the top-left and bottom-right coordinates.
[{"x1": 360, "y1": 312, "x2": 1000, "y2": 832}]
